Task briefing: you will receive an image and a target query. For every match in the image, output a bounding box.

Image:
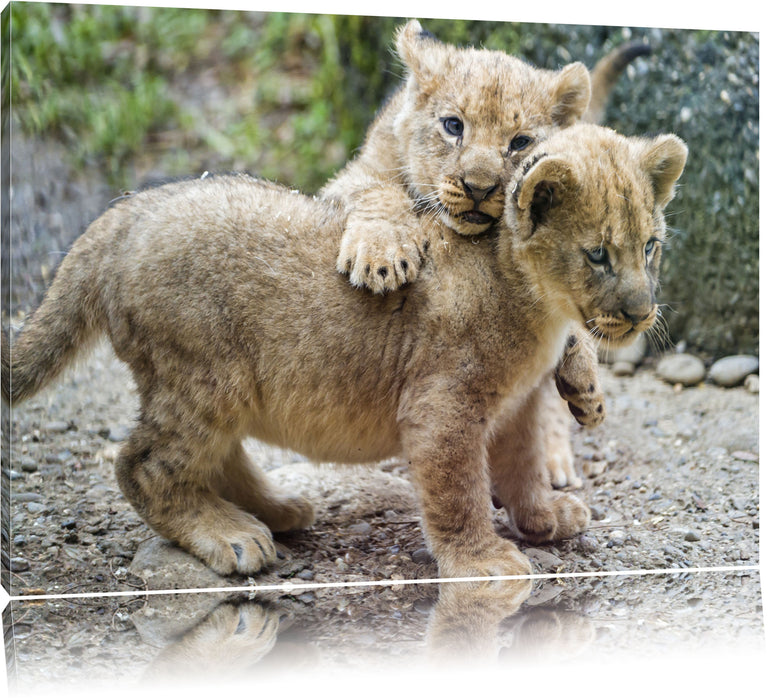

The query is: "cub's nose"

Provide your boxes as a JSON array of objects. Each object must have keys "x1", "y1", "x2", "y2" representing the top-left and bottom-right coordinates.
[
  {"x1": 463, "y1": 181, "x2": 498, "y2": 205},
  {"x1": 621, "y1": 305, "x2": 655, "y2": 328}
]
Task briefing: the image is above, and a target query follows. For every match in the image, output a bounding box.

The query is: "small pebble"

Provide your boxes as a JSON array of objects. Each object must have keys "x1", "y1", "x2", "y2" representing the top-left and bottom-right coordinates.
[
  {"x1": 347, "y1": 521, "x2": 372, "y2": 536},
  {"x1": 108, "y1": 426, "x2": 131, "y2": 443},
  {"x1": 10, "y1": 557, "x2": 30, "y2": 572},
  {"x1": 577, "y1": 534, "x2": 598, "y2": 553},
  {"x1": 19, "y1": 456, "x2": 38, "y2": 473},
  {"x1": 612, "y1": 361, "x2": 635, "y2": 377},
  {"x1": 297, "y1": 569, "x2": 315, "y2": 581},
  {"x1": 607, "y1": 530, "x2": 626, "y2": 547},
  {"x1": 590, "y1": 505, "x2": 606, "y2": 521},
  {"x1": 744, "y1": 374, "x2": 759, "y2": 394},
  {"x1": 12, "y1": 492, "x2": 43, "y2": 502},
  {"x1": 708, "y1": 355, "x2": 758, "y2": 387},
  {"x1": 524, "y1": 548, "x2": 564, "y2": 569},
  {"x1": 411, "y1": 547, "x2": 434, "y2": 565},
  {"x1": 684, "y1": 530, "x2": 701, "y2": 542},
  {"x1": 656, "y1": 353, "x2": 706, "y2": 386},
  {"x1": 43, "y1": 420, "x2": 70, "y2": 433}
]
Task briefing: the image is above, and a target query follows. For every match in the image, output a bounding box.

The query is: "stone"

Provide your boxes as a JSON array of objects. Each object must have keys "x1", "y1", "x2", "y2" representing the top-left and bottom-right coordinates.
[
  {"x1": 347, "y1": 521, "x2": 372, "y2": 536},
  {"x1": 43, "y1": 420, "x2": 71, "y2": 433},
  {"x1": 744, "y1": 374, "x2": 759, "y2": 393},
  {"x1": 524, "y1": 548, "x2": 564, "y2": 570},
  {"x1": 708, "y1": 355, "x2": 758, "y2": 387},
  {"x1": 411, "y1": 547, "x2": 434, "y2": 565},
  {"x1": 19, "y1": 456, "x2": 38, "y2": 472},
  {"x1": 656, "y1": 353, "x2": 706, "y2": 386},
  {"x1": 599, "y1": 332, "x2": 647, "y2": 366},
  {"x1": 612, "y1": 361, "x2": 636, "y2": 376},
  {"x1": 577, "y1": 534, "x2": 598, "y2": 553},
  {"x1": 129, "y1": 536, "x2": 229, "y2": 592}
]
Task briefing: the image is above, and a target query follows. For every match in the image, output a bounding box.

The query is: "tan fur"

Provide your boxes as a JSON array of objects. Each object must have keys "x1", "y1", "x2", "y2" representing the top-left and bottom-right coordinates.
[
  {"x1": 321, "y1": 20, "x2": 591, "y2": 291},
  {"x1": 584, "y1": 40, "x2": 652, "y2": 125},
  {"x1": 320, "y1": 23, "x2": 635, "y2": 490},
  {"x1": 2, "y1": 125, "x2": 686, "y2": 578}
]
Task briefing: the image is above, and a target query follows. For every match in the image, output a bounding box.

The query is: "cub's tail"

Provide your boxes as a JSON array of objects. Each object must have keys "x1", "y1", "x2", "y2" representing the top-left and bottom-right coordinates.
[
  {"x1": 2, "y1": 220, "x2": 109, "y2": 405},
  {"x1": 584, "y1": 41, "x2": 652, "y2": 125}
]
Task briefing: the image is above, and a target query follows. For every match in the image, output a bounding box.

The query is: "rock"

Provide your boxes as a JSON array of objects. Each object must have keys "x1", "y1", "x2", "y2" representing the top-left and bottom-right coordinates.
[
  {"x1": 411, "y1": 547, "x2": 434, "y2": 565},
  {"x1": 684, "y1": 530, "x2": 701, "y2": 542},
  {"x1": 43, "y1": 420, "x2": 71, "y2": 433},
  {"x1": 612, "y1": 361, "x2": 636, "y2": 376},
  {"x1": 129, "y1": 536, "x2": 229, "y2": 591},
  {"x1": 589, "y1": 505, "x2": 606, "y2": 521},
  {"x1": 347, "y1": 521, "x2": 372, "y2": 536},
  {"x1": 107, "y1": 425, "x2": 131, "y2": 442},
  {"x1": 708, "y1": 355, "x2": 758, "y2": 387},
  {"x1": 524, "y1": 548, "x2": 564, "y2": 570},
  {"x1": 656, "y1": 353, "x2": 706, "y2": 386},
  {"x1": 607, "y1": 530, "x2": 626, "y2": 547},
  {"x1": 12, "y1": 491, "x2": 43, "y2": 502},
  {"x1": 297, "y1": 569, "x2": 315, "y2": 581},
  {"x1": 577, "y1": 534, "x2": 598, "y2": 553},
  {"x1": 744, "y1": 374, "x2": 759, "y2": 393},
  {"x1": 19, "y1": 456, "x2": 38, "y2": 472},
  {"x1": 583, "y1": 460, "x2": 608, "y2": 478},
  {"x1": 599, "y1": 332, "x2": 647, "y2": 366},
  {"x1": 10, "y1": 557, "x2": 30, "y2": 572}
]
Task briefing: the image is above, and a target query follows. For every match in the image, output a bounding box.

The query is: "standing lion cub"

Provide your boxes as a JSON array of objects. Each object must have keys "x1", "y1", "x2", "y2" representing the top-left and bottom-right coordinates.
[{"x1": 2, "y1": 124, "x2": 686, "y2": 579}]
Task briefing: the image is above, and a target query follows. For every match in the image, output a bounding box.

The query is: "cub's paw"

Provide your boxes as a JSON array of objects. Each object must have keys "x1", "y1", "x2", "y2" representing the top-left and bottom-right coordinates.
[
  {"x1": 147, "y1": 602, "x2": 280, "y2": 676},
  {"x1": 336, "y1": 214, "x2": 427, "y2": 294},
  {"x1": 554, "y1": 334, "x2": 606, "y2": 427},
  {"x1": 258, "y1": 495, "x2": 315, "y2": 533},
  {"x1": 546, "y1": 437, "x2": 581, "y2": 489},
  {"x1": 188, "y1": 510, "x2": 278, "y2": 576},
  {"x1": 506, "y1": 492, "x2": 590, "y2": 544},
  {"x1": 436, "y1": 536, "x2": 532, "y2": 580}
]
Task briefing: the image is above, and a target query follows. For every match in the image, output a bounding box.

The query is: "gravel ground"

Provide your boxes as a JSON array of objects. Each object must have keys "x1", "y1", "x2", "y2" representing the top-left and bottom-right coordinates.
[{"x1": 2, "y1": 134, "x2": 763, "y2": 693}]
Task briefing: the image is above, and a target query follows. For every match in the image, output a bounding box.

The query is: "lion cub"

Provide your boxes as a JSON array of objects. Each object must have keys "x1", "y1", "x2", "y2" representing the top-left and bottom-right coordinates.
[
  {"x1": 323, "y1": 21, "x2": 606, "y2": 489},
  {"x1": 3, "y1": 124, "x2": 686, "y2": 579}
]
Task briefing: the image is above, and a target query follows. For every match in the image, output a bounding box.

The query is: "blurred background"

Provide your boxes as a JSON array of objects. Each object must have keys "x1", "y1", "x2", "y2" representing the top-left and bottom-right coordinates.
[{"x1": 2, "y1": 3, "x2": 759, "y2": 356}]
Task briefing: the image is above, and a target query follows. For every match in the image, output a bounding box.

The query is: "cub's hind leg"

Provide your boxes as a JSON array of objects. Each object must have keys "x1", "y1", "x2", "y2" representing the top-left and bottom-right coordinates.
[
  {"x1": 215, "y1": 442, "x2": 315, "y2": 533},
  {"x1": 115, "y1": 413, "x2": 277, "y2": 576},
  {"x1": 489, "y1": 377, "x2": 590, "y2": 543},
  {"x1": 542, "y1": 389, "x2": 581, "y2": 490}
]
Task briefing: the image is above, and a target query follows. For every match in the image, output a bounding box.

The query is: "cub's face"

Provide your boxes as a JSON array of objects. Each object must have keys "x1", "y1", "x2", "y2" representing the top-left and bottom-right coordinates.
[
  {"x1": 393, "y1": 21, "x2": 591, "y2": 236},
  {"x1": 504, "y1": 125, "x2": 688, "y2": 347}
]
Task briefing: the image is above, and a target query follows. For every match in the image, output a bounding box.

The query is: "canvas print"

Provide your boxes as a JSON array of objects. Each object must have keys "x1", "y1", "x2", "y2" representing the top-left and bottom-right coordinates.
[{"x1": 0, "y1": 1, "x2": 762, "y2": 690}]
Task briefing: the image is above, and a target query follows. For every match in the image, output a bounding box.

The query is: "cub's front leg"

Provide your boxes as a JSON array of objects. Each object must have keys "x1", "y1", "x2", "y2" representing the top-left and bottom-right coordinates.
[
  {"x1": 399, "y1": 383, "x2": 531, "y2": 579},
  {"x1": 335, "y1": 185, "x2": 430, "y2": 294},
  {"x1": 555, "y1": 329, "x2": 606, "y2": 429}
]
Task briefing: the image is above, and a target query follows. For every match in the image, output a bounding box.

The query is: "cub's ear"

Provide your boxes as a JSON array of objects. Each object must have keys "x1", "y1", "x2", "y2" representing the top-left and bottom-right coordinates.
[
  {"x1": 395, "y1": 20, "x2": 444, "y2": 87},
  {"x1": 551, "y1": 62, "x2": 592, "y2": 127},
  {"x1": 640, "y1": 134, "x2": 688, "y2": 207},
  {"x1": 513, "y1": 156, "x2": 578, "y2": 236}
]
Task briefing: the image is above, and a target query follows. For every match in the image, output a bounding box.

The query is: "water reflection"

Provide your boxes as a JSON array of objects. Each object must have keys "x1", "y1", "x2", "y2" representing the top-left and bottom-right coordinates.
[{"x1": 3, "y1": 570, "x2": 764, "y2": 692}]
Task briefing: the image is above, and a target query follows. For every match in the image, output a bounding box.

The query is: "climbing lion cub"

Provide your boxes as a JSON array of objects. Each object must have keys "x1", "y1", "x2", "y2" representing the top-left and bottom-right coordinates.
[
  {"x1": 323, "y1": 21, "x2": 606, "y2": 489},
  {"x1": 3, "y1": 124, "x2": 686, "y2": 579}
]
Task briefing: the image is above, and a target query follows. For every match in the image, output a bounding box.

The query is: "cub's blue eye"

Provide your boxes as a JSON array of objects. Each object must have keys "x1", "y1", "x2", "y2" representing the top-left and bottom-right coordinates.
[
  {"x1": 442, "y1": 117, "x2": 464, "y2": 137},
  {"x1": 645, "y1": 238, "x2": 657, "y2": 256},
  {"x1": 586, "y1": 246, "x2": 608, "y2": 265},
  {"x1": 510, "y1": 135, "x2": 532, "y2": 152}
]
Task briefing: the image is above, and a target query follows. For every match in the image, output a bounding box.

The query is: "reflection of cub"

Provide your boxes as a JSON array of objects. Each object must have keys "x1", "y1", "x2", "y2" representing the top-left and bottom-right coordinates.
[
  {"x1": 144, "y1": 601, "x2": 281, "y2": 680},
  {"x1": 2, "y1": 124, "x2": 686, "y2": 580}
]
